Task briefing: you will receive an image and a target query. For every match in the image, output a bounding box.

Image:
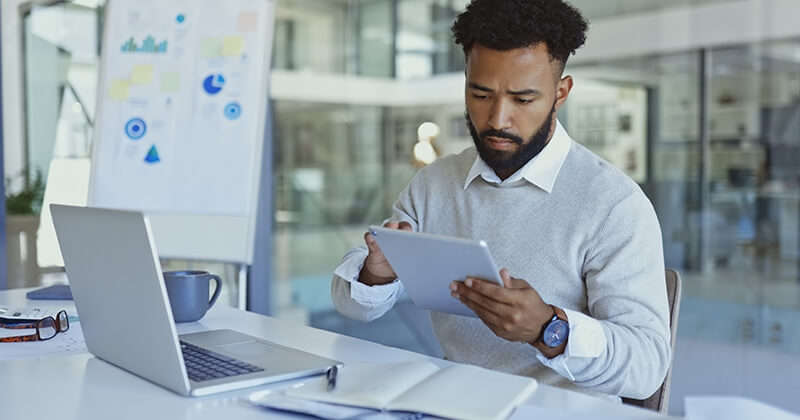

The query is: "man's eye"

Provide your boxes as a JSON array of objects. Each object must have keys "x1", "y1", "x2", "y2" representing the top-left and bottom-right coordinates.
[
  {"x1": 516, "y1": 98, "x2": 534, "y2": 104},
  {"x1": 472, "y1": 93, "x2": 488, "y2": 99}
]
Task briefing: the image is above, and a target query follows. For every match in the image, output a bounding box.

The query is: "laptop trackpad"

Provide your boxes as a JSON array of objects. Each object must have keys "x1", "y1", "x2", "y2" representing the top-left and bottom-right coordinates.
[{"x1": 219, "y1": 341, "x2": 281, "y2": 358}]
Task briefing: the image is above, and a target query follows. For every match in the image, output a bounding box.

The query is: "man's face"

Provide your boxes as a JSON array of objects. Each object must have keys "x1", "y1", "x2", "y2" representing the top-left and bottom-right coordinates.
[{"x1": 465, "y1": 43, "x2": 573, "y2": 179}]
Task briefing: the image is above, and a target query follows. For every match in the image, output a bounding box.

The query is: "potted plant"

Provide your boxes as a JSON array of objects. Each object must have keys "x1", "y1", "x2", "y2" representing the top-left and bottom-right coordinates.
[{"x1": 5, "y1": 169, "x2": 45, "y2": 288}]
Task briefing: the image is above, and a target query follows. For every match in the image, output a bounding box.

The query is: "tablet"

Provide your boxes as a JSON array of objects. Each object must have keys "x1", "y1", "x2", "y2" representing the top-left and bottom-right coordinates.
[{"x1": 369, "y1": 226, "x2": 503, "y2": 318}]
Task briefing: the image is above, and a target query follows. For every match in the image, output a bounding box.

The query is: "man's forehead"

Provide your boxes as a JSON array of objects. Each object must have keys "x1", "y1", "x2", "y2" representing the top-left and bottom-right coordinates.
[
  {"x1": 468, "y1": 45, "x2": 554, "y2": 71},
  {"x1": 466, "y1": 44, "x2": 557, "y2": 86},
  {"x1": 465, "y1": 43, "x2": 561, "y2": 84}
]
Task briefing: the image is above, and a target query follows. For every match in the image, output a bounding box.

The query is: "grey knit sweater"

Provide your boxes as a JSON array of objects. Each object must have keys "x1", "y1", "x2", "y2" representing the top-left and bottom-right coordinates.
[{"x1": 331, "y1": 123, "x2": 670, "y2": 400}]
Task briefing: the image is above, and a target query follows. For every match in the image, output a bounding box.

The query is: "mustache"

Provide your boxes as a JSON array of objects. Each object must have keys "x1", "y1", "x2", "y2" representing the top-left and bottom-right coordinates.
[{"x1": 479, "y1": 129, "x2": 523, "y2": 145}]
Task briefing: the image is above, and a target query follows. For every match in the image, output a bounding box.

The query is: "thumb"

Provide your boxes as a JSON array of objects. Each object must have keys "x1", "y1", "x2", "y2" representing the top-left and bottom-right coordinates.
[
  {"x1": 500, "y1": 268, "x2": 513, "y2": 288},
  {"x1": 500, "y1": 269, "x2": 529, "y2": 289}
]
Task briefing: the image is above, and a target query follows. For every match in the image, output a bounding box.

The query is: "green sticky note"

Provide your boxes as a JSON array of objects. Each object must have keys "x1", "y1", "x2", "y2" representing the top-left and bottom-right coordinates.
[
  {"x1": 160, "y1": 72, "x2": 181, "y2": 92},
  {"x1": 201, "y1": 37, "x2": 221, "y2": 58}
]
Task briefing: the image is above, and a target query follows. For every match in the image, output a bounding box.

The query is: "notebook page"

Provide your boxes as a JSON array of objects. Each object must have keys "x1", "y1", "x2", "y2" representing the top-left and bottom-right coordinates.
[
  {"x1": 286, "y1": 361, "x2": 440, "y2": 409},
  {"x1": 387, "y1": 364, "x2": 538, "y2": 420}
]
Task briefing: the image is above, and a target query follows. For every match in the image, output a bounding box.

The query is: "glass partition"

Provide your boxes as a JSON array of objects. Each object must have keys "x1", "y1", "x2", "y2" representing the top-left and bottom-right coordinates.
[
  {"x1": 567, "y1": 52, "x2": 704, "y2": 273},
  {"x1": 272, "y1": 0, "x2": 463, "y2": 78},
  {"x1": 272, "y1": 0, "x2": 353, "y2": 74},
  {"x1": 5, "y1": 2, "x2": 103, "y2": 289}
]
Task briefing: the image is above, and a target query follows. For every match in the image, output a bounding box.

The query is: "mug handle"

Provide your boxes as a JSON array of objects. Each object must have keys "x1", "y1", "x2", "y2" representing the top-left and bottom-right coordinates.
[{"x1": 207, "y1": 275, "x2": 222, "y2": 309}]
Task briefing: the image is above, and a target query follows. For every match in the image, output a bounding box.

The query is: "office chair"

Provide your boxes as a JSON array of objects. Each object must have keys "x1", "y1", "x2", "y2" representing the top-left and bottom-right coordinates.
[{"x1": 622, "y1": 268, "x2": 682, "y2": 413}]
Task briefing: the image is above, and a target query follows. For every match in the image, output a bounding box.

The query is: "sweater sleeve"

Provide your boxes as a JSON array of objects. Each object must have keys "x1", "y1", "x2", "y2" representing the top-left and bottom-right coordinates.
[{"x1": 542, "y1": 191, "x2": 671, "y2": 399}]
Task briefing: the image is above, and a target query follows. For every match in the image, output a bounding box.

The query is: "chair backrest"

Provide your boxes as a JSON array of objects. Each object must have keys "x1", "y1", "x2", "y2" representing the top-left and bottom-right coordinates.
[{"x1": 621, "y1": 268, "x2": 682, "y2": 413}]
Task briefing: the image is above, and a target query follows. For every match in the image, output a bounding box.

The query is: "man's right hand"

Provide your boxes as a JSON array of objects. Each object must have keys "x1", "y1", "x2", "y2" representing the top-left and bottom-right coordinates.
[{"x1": 358, "y1": 221, "x2": 412, "y2": 286}]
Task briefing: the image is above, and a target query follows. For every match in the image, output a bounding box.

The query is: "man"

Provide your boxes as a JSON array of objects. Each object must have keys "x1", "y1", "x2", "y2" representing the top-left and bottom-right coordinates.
[{"x1": 331, "y1": 0, "x2": 670, "y2": 401}]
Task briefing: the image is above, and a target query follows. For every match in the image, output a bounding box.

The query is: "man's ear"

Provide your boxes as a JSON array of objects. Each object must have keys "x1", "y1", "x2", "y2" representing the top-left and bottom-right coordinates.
[{"x1": 554, "y1": 75, "x2": 574, "y2": 111}]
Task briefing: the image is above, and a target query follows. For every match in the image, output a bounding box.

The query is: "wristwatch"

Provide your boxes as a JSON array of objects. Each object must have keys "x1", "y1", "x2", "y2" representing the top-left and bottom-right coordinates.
[{"x1": 537, "y1": 305, "x2": 569, "y2": 348}]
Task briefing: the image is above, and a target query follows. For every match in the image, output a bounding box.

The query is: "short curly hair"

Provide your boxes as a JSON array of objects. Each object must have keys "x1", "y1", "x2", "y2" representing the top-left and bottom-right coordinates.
[{"x1": 452, "y1": 0, "x2": 588, "y2": 73}]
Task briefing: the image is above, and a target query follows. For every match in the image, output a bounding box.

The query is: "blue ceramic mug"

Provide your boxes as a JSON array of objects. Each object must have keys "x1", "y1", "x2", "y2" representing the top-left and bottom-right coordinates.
[{"x1": 163, "y1": 270, "x2": 222, "y2": 323}]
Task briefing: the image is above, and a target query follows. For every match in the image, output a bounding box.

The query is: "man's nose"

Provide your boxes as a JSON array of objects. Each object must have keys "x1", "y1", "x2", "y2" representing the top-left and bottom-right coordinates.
[{"x1": 487, "y1": 99, "x2": 512, "y2": 131}]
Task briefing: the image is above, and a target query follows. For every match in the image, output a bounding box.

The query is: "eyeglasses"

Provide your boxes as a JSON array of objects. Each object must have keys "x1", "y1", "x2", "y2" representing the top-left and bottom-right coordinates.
[{"x1": 0, "y1": 310, "x2": 69, "y2": 342}]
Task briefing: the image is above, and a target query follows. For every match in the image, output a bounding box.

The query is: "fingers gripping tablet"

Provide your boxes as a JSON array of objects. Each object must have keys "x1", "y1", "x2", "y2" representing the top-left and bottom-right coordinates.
[{"x1": 368, "y1": 226, "x2": 503, "y2": 317}]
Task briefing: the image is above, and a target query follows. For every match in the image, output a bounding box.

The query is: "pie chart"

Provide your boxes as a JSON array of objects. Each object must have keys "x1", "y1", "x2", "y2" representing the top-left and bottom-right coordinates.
[{"x1": 202, "y1": 74, "x2": 225, "y2": 95}]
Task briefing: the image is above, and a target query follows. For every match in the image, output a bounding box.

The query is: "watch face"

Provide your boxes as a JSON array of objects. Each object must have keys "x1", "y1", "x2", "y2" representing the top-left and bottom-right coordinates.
[{"x1": 543, "y1": 319, "x2": 569, "y2": 348}]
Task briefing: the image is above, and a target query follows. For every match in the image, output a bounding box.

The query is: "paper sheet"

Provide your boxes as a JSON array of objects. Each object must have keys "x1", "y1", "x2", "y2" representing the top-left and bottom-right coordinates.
[
  {"x1": 248, "y1": 391, "x2": 429, "y2": 420},
  {"x1": 685, "y1": 396, "x2": 800, "y2": 420},
  {"x1": 0, "y1": 306, "x2": 65, "y2": 321},
  {"x1": 0, "y1": 321, "x2": 87, "y2": 361}
]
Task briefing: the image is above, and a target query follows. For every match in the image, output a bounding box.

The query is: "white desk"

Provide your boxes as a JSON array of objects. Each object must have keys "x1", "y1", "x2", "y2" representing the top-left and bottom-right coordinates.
[{"x1": 0, "y1": 288, "x2": 672, "y2": 419}]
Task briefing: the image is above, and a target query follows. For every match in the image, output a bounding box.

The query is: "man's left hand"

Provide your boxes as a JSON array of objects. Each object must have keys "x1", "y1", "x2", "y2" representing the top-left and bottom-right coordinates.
[{"x1": 450, "y1": 269, "x2": 554, "y2": 345}]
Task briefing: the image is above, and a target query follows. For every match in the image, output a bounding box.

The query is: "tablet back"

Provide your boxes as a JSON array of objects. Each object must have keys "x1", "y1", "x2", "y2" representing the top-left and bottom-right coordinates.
[{"x1": 369, "y1": 226, "x2": 503, "y2": 317}]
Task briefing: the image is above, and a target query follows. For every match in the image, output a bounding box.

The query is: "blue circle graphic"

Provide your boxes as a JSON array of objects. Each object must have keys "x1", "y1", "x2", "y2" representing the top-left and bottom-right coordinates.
[
  {"x1": 202, "y1": 74, "x2": 225, "y2": 95},
  {"x1": 224, "y1": 102, "x2": 242, "y2": 120},
  {"x1": 176, "y1": 14, "x2": 185, "y2": 23},
  {"x1": 125, "y1": 118, "x2": 146, "y2": 140}
]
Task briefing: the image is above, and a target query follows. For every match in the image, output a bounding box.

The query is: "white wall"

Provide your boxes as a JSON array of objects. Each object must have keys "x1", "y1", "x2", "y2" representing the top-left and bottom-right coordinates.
[
  {"x1": 270, "y1": 70, "x2": 463, "y2": 106},
  {"x1": 575, "y1": 0, "x2": 800, "y2": 64}
]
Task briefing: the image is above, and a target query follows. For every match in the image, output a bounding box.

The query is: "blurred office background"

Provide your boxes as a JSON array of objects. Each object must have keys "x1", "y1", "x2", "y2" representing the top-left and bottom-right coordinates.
[{"x1": 2, "y1": 0, "x2": 800, "y2": 415}]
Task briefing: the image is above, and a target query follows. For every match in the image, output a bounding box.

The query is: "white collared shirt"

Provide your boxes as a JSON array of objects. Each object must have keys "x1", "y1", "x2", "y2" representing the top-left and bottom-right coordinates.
[{"x1": 463, "y1": 119, "x2": 572, "y2": 193}]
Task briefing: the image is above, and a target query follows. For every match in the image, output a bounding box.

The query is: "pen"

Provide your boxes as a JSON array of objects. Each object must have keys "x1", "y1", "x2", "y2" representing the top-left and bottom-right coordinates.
[{"x1": 326, "y1": 365, "x2": 338, "y2": 392}]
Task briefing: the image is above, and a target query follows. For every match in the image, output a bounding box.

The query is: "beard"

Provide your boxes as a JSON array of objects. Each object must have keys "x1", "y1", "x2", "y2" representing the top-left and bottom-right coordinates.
[{"x1": 467, "y1": 103, "x2": 556, "y2": 176}]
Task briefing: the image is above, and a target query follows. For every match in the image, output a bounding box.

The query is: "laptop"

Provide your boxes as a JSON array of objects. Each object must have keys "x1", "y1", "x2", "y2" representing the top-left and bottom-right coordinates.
[{"x1": 50, "y1": 204, "x2": 340, "y2": 397}]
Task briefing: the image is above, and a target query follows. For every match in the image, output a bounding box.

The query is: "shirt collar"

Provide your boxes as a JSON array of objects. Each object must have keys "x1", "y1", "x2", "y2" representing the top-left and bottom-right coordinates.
[{"x1": 464, "y1": 119, "x2": 572, "y2": 192}]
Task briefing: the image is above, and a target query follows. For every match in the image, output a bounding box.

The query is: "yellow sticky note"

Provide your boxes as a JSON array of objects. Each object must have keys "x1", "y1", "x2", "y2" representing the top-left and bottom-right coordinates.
[
  {"x1": 222, "y1": 36, "x2": 244, "y2": 57},
  {"x1": 160, "y1": 72, "x2": 181, "y2": 92},
  {"x1": 109, "y1": 80, "x2": 130, "y2": 100},
  {"x1": 131, "y1": 64, "x2": 153, "y2": 85},
  {"x1": 201, "y1": 38, "x2": 221, "y2": 58}
]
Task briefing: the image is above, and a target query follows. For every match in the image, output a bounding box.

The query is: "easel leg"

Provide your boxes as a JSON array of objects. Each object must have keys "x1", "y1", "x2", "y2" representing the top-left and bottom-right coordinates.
[{"x1": 238, "y1": 264, "x2": 248, "y2": 310}]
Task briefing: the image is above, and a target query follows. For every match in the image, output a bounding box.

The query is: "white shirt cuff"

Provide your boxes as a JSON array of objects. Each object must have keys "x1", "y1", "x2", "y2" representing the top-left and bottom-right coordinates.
[
  {"x1": 333, "y1": 255, "x2": 400, "y2": 305},
  {"x1": 535, "y1": 308, "x2": 607, "y2": 381}
]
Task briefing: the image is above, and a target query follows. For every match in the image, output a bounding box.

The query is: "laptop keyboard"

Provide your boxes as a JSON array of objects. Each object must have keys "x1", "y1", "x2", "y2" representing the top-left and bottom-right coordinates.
[{"x1": 180, "y1": 341, "x2": 264, "y2": 382}]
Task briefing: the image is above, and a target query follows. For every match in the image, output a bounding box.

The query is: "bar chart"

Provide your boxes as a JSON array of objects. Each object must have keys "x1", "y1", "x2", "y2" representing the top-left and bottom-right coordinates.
[{"x1": 120, "y1": 36, "x2": 167, "y2": 54}]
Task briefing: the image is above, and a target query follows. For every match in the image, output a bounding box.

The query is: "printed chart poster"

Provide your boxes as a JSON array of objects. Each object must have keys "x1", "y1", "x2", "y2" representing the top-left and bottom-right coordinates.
[{"x1": 91, "y1": 0, "x2": 270, "y2": 216}]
